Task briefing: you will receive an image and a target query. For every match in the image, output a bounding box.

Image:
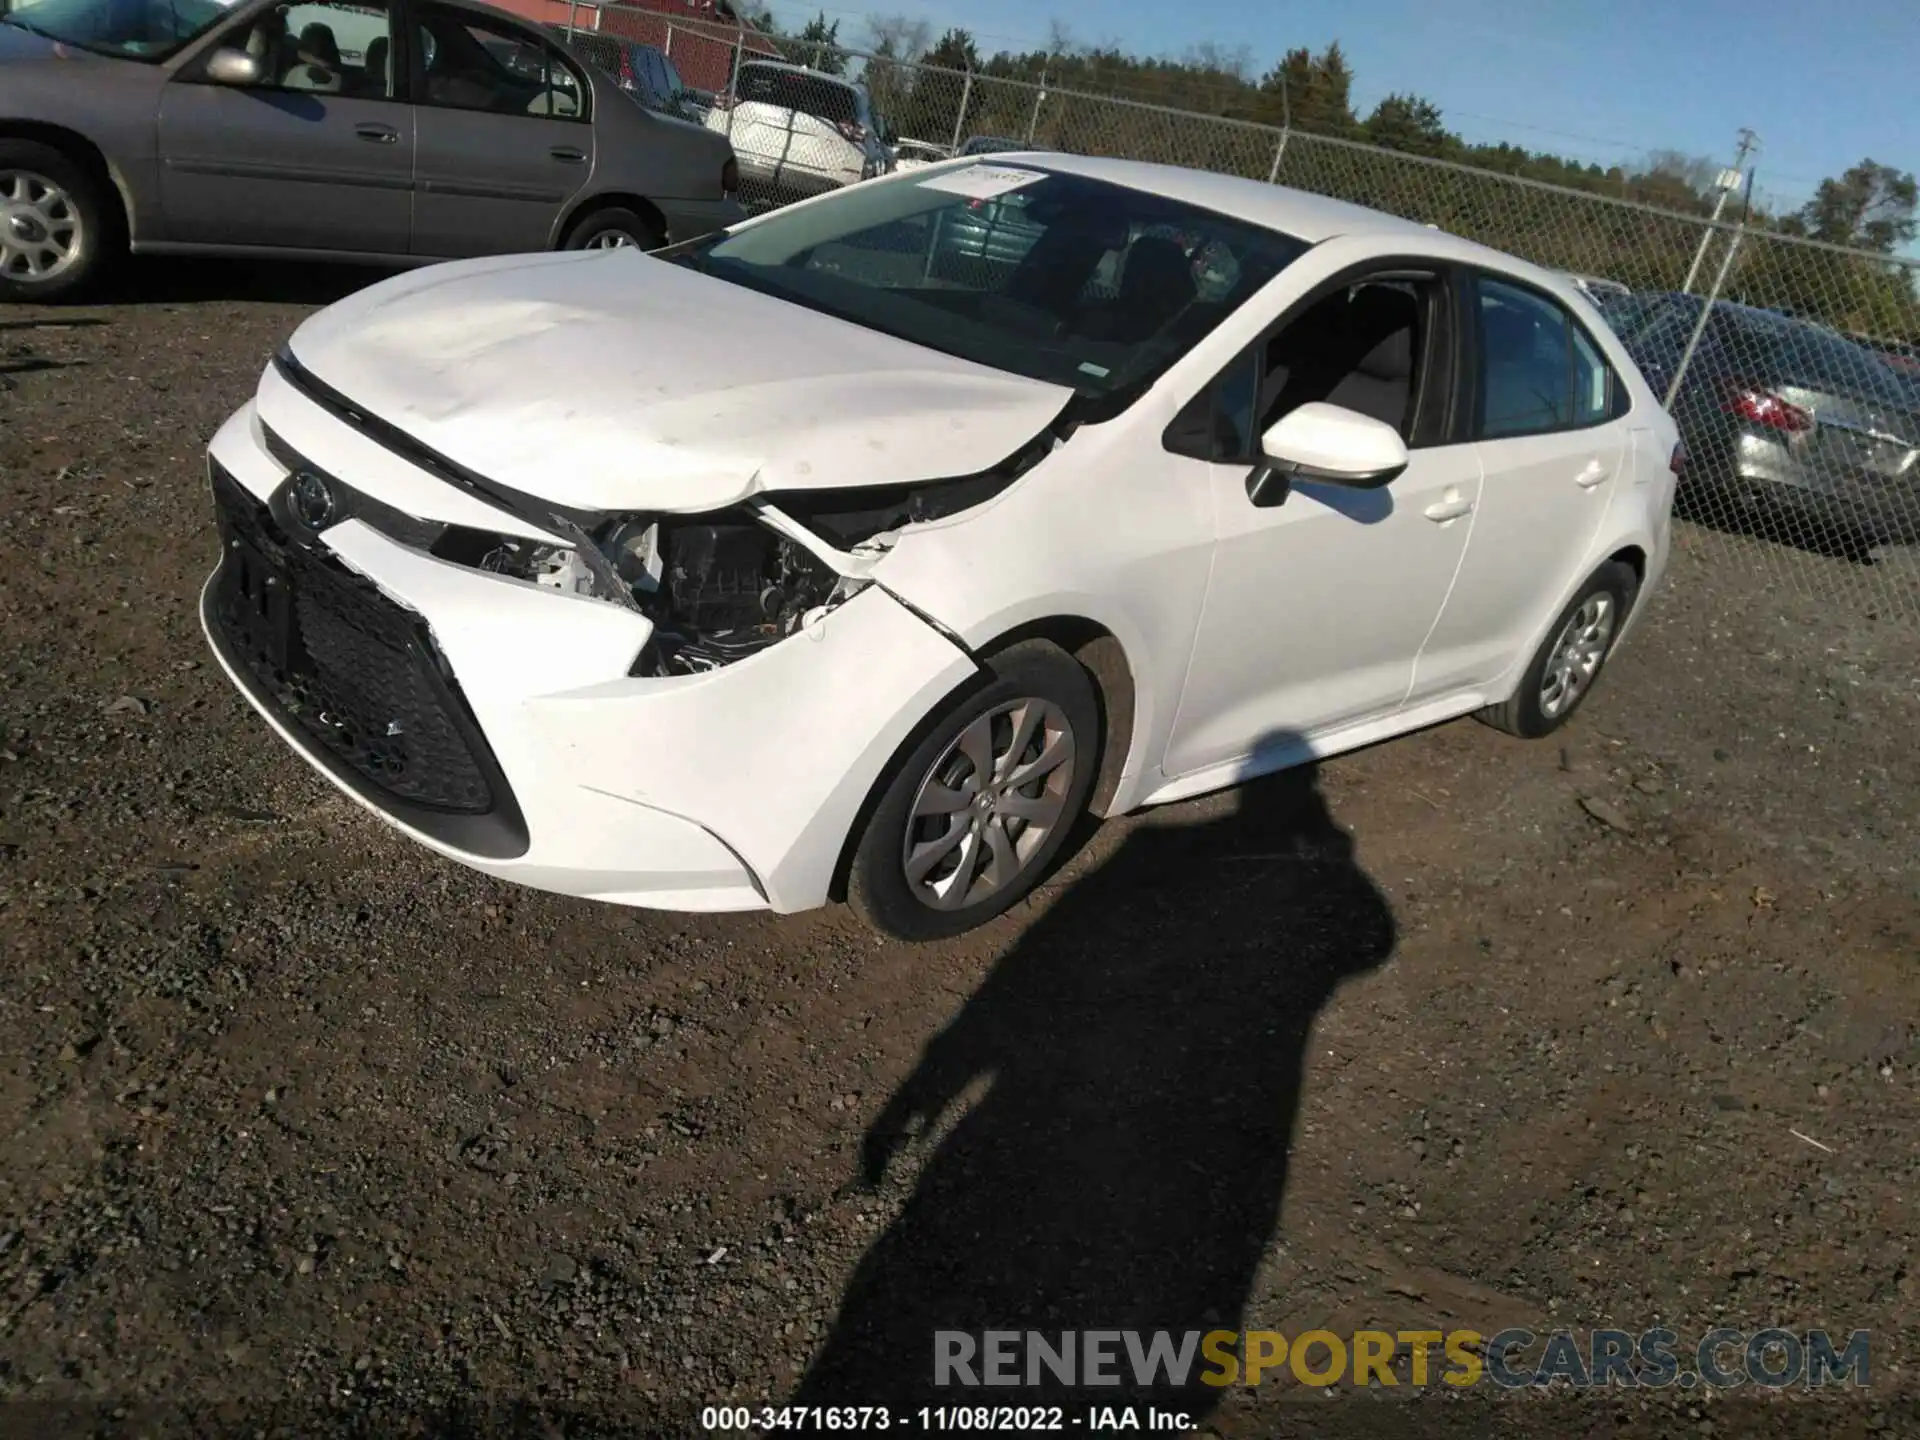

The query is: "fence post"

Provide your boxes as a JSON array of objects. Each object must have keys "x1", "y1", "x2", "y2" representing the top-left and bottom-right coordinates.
[
  {"x1": 1025, "y1": 58, "x2": 1049, "y2": 146},
  {"x1": 1266, "y1": 130, "x2": 1287, "y2": 185},
  {"x1": 726, "y1": 29, "x2": 743, "y2": 140},
  {"x1": 1665, "y1": 227, "x2": 1743, "y2": 410},
  {"x1": 949, "y1": 68, "x2": 972, "y2": 152},
  {"x1": 662, "y1": 24, "x2": 671, "y2": 59}
]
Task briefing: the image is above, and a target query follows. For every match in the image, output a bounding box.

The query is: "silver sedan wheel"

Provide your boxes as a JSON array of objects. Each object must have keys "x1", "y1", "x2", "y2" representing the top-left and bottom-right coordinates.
[
  {"x1": 1, "y1": 169, "x2": 84, "y2": 285},
  {"x1": 1539, "y1": 593, "x2": 1615, "y2": 719},
  {"x1": 902, "y1": 698, "x2": 1077, "y2": 913},
  {"x1": 585, "y1": 230, "x2": 638, "y2": 250}
]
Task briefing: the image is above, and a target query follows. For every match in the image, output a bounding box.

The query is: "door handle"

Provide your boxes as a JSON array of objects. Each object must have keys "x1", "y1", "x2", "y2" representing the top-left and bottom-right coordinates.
[
  {"x1": 1424, "y1": 495, "x2": 1474, "y2": 523},
  {"x1": 355, "y1": 123, "x2": 399, "y2": 144},
  {"x1": 550, "y1": 146, "x2": 587, "y2": 164},
  {"x1": 1575, "y1": 460, "x2": 1610, "y2": 489}
]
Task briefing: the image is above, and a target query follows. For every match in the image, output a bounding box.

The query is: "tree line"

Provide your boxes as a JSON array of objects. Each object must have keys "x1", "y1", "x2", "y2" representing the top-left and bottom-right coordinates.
[{"x1": 742, "y1": 9, "x2": 1919, "y2": 340}]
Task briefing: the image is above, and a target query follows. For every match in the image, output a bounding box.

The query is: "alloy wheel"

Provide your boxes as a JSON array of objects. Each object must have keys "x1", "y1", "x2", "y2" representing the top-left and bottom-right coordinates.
[
  {"x1": 585, "y1": 231, "x2": 638, "y2": 250},
  {"x1": 901, "y1": 698, "x2": 1077, "y2": 912},
  {"x1": 1539, "y1": 593, "x2": 1615, "y2": 719},
  {"x1": 0, "y1": 169, "x2": 84, "y2": 285}
]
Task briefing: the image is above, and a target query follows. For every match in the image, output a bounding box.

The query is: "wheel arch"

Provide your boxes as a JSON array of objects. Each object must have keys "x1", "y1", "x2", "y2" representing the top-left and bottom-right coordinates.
[
  {"x1": 1607, "y1": 542, "x2": 1647, "y2": 594},
  {"x1": 822, "y1": 612, "x2": 1143, "y2": 905},
  {"x1": 0, "y1": 122, "x2": 136, "y2": 244},
  {"x1": 969, "y1": 616, "x2": 1138, "y2": 819},
  {"x1": 553, "y1": 191, "x2": 668, "y2": 249}
]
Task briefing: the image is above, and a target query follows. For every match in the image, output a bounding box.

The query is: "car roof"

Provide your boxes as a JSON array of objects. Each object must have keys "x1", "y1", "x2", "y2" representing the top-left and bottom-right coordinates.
[{"x1": 980, "y1": 152, "x2": 1504, "y2": 248}]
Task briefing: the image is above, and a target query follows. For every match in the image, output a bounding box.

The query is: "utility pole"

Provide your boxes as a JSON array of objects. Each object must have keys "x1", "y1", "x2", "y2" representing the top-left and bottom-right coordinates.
[{"x1": 1681, "y1": 128, "x2": 1758, "y2": 295}]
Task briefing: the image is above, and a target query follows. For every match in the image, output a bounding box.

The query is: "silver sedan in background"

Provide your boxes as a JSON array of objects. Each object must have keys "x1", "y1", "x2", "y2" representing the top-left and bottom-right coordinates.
[{"x1": 0, "y1": 0, "x2": 745, "y2": 300}]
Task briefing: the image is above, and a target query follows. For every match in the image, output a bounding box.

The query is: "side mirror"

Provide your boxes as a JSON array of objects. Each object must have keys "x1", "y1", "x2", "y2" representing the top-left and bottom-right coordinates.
[
  {"x1": 1249, "y1": 401, "x2": 1409, "y2": 506},
  {"x1": 205, "y1": 47, "x2": 264, "y2": 86}
]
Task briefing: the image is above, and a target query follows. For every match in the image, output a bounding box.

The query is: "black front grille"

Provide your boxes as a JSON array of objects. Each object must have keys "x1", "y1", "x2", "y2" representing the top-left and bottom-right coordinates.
[{"x1": 207, "y1": 463, "x2": 518, "y2": 832}]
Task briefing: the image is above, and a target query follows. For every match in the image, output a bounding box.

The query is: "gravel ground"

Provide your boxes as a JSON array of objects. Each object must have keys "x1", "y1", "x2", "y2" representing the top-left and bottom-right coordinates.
[{"x1": 2, "y1": 264, "x2": 1917, "y2": 1438}]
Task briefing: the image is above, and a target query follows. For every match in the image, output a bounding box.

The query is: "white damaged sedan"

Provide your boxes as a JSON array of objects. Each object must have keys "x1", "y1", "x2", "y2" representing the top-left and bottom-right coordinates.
[{"x1": 201, "y1": 155, "x2": 1679, "y2": 939}]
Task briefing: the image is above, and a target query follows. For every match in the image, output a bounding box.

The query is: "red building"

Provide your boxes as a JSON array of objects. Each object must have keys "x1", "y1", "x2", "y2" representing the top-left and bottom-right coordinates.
[{"x1": 487, "y1": 0, "x2": 781, "y2": 94}]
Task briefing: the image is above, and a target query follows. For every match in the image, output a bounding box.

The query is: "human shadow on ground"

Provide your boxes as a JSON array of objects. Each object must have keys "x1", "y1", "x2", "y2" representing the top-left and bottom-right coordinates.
[{"x1": 795, "y1": 751, "x2": 1398, "y2": 1420}]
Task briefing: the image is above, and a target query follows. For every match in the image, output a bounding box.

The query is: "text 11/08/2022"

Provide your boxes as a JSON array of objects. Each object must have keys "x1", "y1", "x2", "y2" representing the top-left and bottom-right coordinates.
[{"x1": 701, "y1": 1405, "x2": 1190, "y2": 1431}]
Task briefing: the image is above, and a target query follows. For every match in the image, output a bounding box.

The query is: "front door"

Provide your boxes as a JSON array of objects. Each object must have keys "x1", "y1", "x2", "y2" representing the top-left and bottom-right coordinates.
[
  {"x1": 1164, "y1": 446, "x2": 1482, "y2": 777},
  {"x1": 407, "y1": 2, "x2": 594, "y2": 258},
  {"x1": 1161, "y1": 270, "x2": 1481, "y2": 778},
  {"x1": 156, "y1": 0, "x2": 412, "y2": 255}
]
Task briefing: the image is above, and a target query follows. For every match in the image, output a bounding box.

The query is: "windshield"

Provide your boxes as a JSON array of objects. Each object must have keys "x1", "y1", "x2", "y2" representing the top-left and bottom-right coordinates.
[
  {"x1": 2, "y1": 0, "x2": 235, "y2": 58},
  {"x1": 663, "y1": 164, "x2": 1310, "y2": 401}
]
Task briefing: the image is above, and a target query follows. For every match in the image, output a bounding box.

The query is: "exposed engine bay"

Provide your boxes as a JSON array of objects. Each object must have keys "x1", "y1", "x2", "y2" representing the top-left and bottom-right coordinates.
[
  {"x1": 436, "y1": 515, "x2": 854, "y2": 677},
  {"x1": 615, "y1": 516, "x2": 853, "y2": 676},
  {"x1": 417, "y1": 425, "x2": 1068, "y2": 676}
]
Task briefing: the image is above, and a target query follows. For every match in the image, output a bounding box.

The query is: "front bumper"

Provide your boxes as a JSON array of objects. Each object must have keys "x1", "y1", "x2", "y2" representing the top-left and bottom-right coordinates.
[{"x1": 201, "y1": 395, "x2": 977, "y2": 914}]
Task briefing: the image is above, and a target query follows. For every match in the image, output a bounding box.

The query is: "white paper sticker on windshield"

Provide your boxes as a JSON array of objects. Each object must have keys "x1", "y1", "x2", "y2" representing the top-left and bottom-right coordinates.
[{"x1": 918, "y1": 165, "x2": 1048, "y2": 200}]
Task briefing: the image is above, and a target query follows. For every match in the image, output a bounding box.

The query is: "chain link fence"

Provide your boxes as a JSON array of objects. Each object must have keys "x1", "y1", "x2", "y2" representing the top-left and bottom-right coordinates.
[{"x1": 576, "y1": 16, "x2": 1920, "y2": 625}]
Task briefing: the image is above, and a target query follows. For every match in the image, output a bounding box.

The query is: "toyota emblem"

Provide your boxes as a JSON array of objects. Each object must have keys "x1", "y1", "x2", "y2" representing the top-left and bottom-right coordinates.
[{"x1": 289, "y1": 471, "x2": 336, "y2": 531}]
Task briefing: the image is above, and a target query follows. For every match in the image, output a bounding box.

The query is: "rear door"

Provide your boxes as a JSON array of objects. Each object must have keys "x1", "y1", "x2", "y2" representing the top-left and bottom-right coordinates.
[
  {"x1": 155, "y1": 0, "x2": 412, "y2": 254},
  {"x1": 1410, "y1": 271, "x2": 1630, "y2": 701},
  {"x1": 407, "y1": 1, "x2": 593, "y2": 258}
]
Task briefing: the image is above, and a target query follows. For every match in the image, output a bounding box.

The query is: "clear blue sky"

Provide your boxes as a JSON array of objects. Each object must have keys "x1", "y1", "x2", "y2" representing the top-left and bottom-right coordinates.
[{"x1": 766, "y1": 0, "x2": 1919, "y2": 214}]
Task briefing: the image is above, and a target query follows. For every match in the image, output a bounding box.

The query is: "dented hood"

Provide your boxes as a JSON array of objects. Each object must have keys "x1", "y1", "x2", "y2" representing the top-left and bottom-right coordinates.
[{"x1": 283, "y1": 249, "x2": 1074, "y2": 513}]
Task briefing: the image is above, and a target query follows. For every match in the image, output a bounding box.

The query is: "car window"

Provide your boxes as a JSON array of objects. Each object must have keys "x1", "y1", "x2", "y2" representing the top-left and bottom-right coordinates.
[
  {"x1": 416, "y1": 3, "x2": 587, "y2": 119},
  {"x1": 219, "y1": 0, "x2": 394, "y2": 98},
  {"x1": 660, "y1": 51, "x2": 686, "y2": 97},
  {"x1": 665, "y1": 164, "x2": 1309, "y2": 402},
  {"x1": 1569, "y1": 319, "x2": 1613, "y2": 425},
  {"x1": 1, "y1": 0, "x2": 229, "y2": 60},
  {"x1": 735, "y1": 65, "x2": 860, "y2": 125},
  {"x1": 1166, "y1": 269, "x2": 1450, "y2": 461},
  {"x1": 566, "y1": 31, "x2": 621, "y2": 77},
  {"x1": 1474, "y1": 275, "x2": 1616, "y2": 439},
  {"x1": 644, "y1": 48, "x2": 672, "y2": 102}
]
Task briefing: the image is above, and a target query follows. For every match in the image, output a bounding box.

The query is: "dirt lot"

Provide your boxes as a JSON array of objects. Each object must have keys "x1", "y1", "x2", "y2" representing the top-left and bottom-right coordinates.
[{"x1": 1, "y1": 266, "x2": 1917, "y2": 1438}]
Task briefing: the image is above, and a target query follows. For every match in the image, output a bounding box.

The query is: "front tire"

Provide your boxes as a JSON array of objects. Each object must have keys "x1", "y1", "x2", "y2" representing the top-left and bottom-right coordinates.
[
  {"x1": 561, "y1": 207, "x2": 664, "y2": 252},
  {"x1": 0, "y1": 140, "x2": 115, "y2": 303},
  {"x1": 1476, "y1": 560, "x2": 1637, "y2": 739},
  {"x1": 848, "y1": 640, "x2": 1099, "y2": 942}
]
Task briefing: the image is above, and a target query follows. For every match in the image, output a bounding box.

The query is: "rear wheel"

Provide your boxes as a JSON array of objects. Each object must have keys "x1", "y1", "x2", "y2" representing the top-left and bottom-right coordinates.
[
  {"x1": 0, "y1": 140, "x2": 115, "y2": 303},
  {"x1": 1475, "y1": 560, "x2": 1637, "y2": 739},
  {"x1": 848, "y1": 640, "x2": 1099, "y2": 941},
  {"x1": 562, "y1": 207, "x2": 664, "y2": 252}
]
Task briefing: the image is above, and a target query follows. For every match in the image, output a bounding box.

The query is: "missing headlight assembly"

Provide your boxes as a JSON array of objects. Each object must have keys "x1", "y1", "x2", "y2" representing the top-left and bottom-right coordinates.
[
  {"x1": 619, "y1": 513, "x2": 860, "y2": 677},
  {"x1": 429, "y1": 511, "x2": 860, "y2": 676}
]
